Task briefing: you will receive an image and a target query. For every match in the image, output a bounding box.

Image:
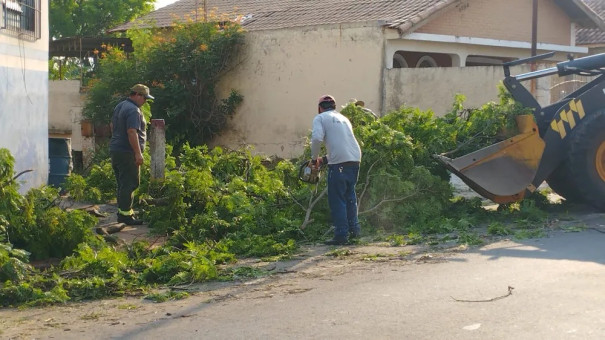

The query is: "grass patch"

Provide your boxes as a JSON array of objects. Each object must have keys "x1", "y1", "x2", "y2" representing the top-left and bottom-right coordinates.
[
  {"x1": 144, "y1": 291, "x2": 189, "y2": 303},
  {"x1": 117, "y1": 304, "x2": 140, "y2": 310},
  {"x1": 325, "y1": 249, "x2": 353, "y2": 257},
  {"x1": 80, "y1": 312, "x2": 105, "y2": 320}
]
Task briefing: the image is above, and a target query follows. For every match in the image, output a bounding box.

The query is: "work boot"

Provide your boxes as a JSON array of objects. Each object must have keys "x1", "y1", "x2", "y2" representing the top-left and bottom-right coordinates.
[{"x1": 117, "y1": 213, "x2": 144, "y2": 225}]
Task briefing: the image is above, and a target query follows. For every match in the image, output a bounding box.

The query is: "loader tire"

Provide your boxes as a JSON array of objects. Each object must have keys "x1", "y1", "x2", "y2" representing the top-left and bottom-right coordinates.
[{"x1": 546, "y1": 110, "x2": 605, "y2": 211}]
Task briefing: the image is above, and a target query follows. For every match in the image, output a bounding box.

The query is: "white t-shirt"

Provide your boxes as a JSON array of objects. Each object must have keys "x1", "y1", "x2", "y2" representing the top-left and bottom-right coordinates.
[{"x1": 311, "y1": 109, "x2": 361, "y2": 164}]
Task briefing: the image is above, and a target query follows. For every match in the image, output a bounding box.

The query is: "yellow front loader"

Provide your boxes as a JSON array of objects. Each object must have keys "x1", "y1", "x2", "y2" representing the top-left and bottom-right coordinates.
[{"x1": 437, "y1": 52, "x2": 605, "y2": 210}]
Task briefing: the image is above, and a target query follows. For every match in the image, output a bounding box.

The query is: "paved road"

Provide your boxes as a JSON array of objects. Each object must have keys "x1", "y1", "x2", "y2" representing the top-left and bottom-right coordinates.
[{"x1": 4, "y1": 216, "x2": 605, "y2": 340}]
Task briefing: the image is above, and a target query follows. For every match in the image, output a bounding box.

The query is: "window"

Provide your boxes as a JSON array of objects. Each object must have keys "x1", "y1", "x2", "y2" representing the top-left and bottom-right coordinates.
[
  {"x1": 393, "y1": 53, "x2": 409, "y2": 68},
  {"x1": 416, "y1": 56, "x2": 437, "y2": 68},
  {"x1": 1, "y1": 0, "x2": 41, "y2": 40}
]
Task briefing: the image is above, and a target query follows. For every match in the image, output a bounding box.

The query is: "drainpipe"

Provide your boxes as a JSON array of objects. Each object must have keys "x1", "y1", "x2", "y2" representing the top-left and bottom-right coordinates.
[
  {"x1": 379, "y1": 26, "x2": 388, "y2": 117},
  {"x1": 531, "y1": 0, "x2": 538, "y2": 59},
  {"x1": 530, "y1": 0, "x2": 538, "y2": 94}
]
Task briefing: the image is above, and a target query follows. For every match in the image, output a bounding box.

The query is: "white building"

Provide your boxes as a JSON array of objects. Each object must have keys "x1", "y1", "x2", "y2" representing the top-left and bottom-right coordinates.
[{"x1": 0, "y1": 0, "x2": 49, "y2": 191}]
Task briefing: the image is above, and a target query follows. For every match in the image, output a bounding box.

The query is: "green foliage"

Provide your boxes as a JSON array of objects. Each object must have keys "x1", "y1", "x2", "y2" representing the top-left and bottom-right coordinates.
[
  {"x1": 497, "y1": 199, "x2": 548, "y2": 224},
  {"x1": 561, "y1": 224, "x2": 586, "y2": 232},
  {"x1": 145, "y1": 291, "x2": 189, "y2": 303},
  {"x1": 50, "y1": 0, "x2": 154, "y2": 39},
  {"x1": 386, "y1": 234, "x2": 407, "y2": 246},
  {"x1": 83, "y1": 20, "x2": 245, "y2": 148},
  {"x1": 66, "y1": 144, "x2": 176, "y2": 206},
  {"x1": 8, "y1": 195, "x2": 98, "y2": 260},
  {"x1": 76, "y1": 159, "x2": 118, "y2": 202},
  {"x1": 514, "y1": 228, "x2": 546, "y2": 240},
  {"x1": 335, "y1": 104, "x2": 453, "y2": 234},
  {"x1": 442, "y1": 96, "x2": 506, "y2": 156},
  {"x1": 140, "y1": 241, "x2": 234, "y2": 285},
  {"x1": 49, "y1": 58, "x2": 84, "y2": 81},
  {"x1": 220, "y1": 266, "x2": 269, "y2": 281},
  {"x1": 82, "y1": 48, "x2": 143, "y2": 125},
  {"x1": 0, "y1": 280, "x2": 70, "y2": 307},
  {"x1": 227, "y1": 237, "x2": 297, "y2": 258},
  {"x1": 457, "y1": 232, "x2": 484, "y2": 246},
  {"x1": 144, "y1": 145, "x2": 301, "y2": 252},
  {"x1": 133, "y1": 92, "x2": 543, "y2": 249},
  {"x1": 325, "y1": 248, "x2": 353, "y2": 257},
  {"x1": 0, "y1": 150, "x2": 25, "y2": 229},
  {"x1": 141, "y1": 21, "x2": 245, "y2": 146},
  {"x1": 62, "y1": 243, "x2": 131, "y2": 279},
  {"x1": 0, "y1": 149, "x2": 98, "y2": 261},
  {"x1": 0, "y1": 237, "x2": 33, "y2": 282},
  {"x1": 487, "y1": 222, "x2": 513, "y2": 236},
  {"x1": 0, "y1": 78, "x2": 565, "y2": 307}
]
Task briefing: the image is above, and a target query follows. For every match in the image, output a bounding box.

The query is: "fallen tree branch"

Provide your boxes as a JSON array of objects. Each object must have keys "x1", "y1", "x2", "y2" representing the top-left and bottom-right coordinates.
[
  {"x1": 451, "y1": 286, "x2": 514, "y2": 302},
  {"x1": 287, "y1": 189, "x2": 307, "y2": 211},
  {"x1": 299, "y1": 187, "x2": 327, "y2": 230},
  {"x1": 358, "y1": 159, "x2": 379, "y2": 204},
  {"x1": 359, "y1": 191, "x2": 420, "y2": 215}
]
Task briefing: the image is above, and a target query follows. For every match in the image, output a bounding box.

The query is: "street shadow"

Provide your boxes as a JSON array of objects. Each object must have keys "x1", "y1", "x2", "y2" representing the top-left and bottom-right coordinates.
[
  {"x1": 467, "y1": 207, "x2": 605, "y2": 265},
  {"x1": 474, "y1": 228, "x2": 605, "y2": 265}
]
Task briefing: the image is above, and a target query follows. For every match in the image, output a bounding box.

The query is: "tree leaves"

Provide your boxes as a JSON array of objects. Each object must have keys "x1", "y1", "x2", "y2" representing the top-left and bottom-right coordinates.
[{"x1": 50, "y1": 0, "x2": 154, "y2": 38}]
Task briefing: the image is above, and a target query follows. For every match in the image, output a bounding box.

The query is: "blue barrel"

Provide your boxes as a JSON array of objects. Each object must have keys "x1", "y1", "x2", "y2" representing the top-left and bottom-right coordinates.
[{"x1": 48, "y1": 138, "x2": 72, "y2": 188}]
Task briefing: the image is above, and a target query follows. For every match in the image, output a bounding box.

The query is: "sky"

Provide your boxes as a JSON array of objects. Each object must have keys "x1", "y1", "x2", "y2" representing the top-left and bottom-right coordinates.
[{"x1": 155, "y1": 0, "x2": 179, "y2": 9}]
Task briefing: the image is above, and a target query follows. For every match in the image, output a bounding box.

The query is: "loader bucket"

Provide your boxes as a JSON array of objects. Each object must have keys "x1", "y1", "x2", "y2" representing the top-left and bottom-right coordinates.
[{"x1": 436, "y1": 115, "x2": 545, "y2": 204}]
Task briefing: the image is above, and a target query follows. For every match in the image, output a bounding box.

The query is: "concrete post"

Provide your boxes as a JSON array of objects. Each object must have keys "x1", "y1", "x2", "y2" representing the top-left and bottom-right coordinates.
[{"x1": 150, "y1": 119, "x2": 166, "y2": 180}]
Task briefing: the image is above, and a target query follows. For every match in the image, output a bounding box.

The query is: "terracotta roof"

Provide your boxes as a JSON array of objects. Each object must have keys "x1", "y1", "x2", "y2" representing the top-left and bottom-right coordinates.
[
  {"x1": 111, "y1": 0, "x2": 605, "y2": 40},
  {"x1": 577, "y1": 0, "x2": 605, "y2": 45},
  {"x1": 109, "y1": 0, "x2": 457, "y2": 33}
]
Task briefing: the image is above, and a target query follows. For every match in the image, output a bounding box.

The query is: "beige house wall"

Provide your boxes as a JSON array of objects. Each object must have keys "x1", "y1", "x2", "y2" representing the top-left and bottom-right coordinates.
[
  {"x1": 384, "y1": 64, "x2": 542, "y2": 117},
  {"x1": 48, "y1": 80, "x2": 95, "y2": 169},
  {"x1": 49, "y1": 80, "x2": 83, "y2": 149},
  {"x1": 586, "y1": 46, "x2": 605, "y2": 55},
  {"x1": 213, "y1": 20, "x2": 581, "y2": 159},
  {"x1": 214, "y1": 23, "x2": 385, "y2": 158},
  {"x1": 416, "y1": 0, "x2": 571, "y2": 46},
  {"x1": 172, "y1": 1, "x2": 590, "y2": 160}
]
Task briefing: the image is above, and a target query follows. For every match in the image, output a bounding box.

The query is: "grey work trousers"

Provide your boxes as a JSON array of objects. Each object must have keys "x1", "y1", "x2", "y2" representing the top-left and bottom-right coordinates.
[{"x1": 110, "y1": 151, "x2": 140, "y2": 215}]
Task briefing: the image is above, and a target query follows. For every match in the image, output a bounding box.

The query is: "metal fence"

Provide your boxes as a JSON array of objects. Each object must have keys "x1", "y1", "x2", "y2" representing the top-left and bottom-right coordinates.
[
  {"x1": 1, "y1": 0, "x2": 41, "y2": 41},
  {"x1": 550, "y1": 74, "x2": 595, "y2": 104}
]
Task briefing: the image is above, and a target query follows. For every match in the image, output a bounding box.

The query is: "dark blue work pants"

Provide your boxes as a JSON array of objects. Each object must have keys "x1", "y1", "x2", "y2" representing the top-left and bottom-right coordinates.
[{"x1": 327, "y1": 163, "x2": 361, "y2": 241}]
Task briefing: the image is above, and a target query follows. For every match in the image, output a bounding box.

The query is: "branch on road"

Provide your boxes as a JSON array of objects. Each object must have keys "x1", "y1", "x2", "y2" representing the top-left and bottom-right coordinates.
[{"x1": 451, "y1": 286, "x2": 514, "y2": 302}]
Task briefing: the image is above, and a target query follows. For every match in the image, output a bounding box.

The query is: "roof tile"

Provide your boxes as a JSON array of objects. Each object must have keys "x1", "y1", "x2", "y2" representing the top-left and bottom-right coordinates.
[
  {"x1": 110, "y1": 0, "x2": 605, "y2": 45},
  {"x1": 110, "y1": 0, "x2": 455, "y2": 33},
  {"x1": 577, "y1": 0, "x2": 605, "y2": 44}
]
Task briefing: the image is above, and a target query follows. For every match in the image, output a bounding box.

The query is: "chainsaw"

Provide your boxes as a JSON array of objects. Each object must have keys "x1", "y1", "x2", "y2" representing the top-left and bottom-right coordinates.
[{"x1": 298, "y1": 160, "x2": 323, "y2": 184}]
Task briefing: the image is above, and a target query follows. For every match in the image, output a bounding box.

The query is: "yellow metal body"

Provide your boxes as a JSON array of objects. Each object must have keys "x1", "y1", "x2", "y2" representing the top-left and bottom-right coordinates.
[
  {"x1": 437, "y1": 115, "x2": 545, "y2": 203},
  {"x1": 596, "y1": 141, "x2": 605, "y2": 182}
]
